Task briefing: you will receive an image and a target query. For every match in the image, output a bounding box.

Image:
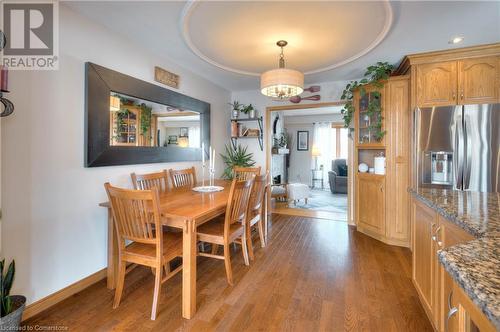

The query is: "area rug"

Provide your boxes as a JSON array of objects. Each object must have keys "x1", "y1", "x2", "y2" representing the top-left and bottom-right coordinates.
[{"x1": 290, "y1": 189, "x2": 348, "y2": 218}]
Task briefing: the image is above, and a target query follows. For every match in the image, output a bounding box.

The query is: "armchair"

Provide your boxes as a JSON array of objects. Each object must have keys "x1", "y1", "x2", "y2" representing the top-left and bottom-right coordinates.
[{"x1": 328, "y1": 159, "x2": 348, "y2": 194}]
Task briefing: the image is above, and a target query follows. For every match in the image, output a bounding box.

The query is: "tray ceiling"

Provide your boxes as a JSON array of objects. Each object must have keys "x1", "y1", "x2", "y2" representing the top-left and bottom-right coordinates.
[{"x1": 181, "y1": 1, "x2": 392, "y2": 76}]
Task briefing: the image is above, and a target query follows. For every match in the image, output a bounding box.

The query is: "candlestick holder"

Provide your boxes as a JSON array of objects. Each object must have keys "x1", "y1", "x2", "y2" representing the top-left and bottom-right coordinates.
[
  {"x1": 0, "y1": 91, "x2": 14, "y2": 117},
  {"x1": 209, "y1": 167, "x2": 215, "y2": 187},
  {"x1": 201, "y1": 163, "x2": 206, "y2": 187}
]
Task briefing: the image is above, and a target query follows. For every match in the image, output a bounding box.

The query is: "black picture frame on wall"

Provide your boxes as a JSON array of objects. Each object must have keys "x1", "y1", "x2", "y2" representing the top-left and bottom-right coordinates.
[
  {"x1": 297, "y1": 131, "x2": 309, "y2": 151},
  {"x1": 85, "y1": 62, "x2": 210, "y2": 167}
]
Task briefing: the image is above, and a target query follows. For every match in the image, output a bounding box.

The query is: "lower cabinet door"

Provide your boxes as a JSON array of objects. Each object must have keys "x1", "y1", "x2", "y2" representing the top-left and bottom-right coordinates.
[
  {"x1": 357, "y1": 174, "x2": 385, "y2": 235},
  {"x1": 412, "y1": 200, "x2": 436, "y2": 319}
]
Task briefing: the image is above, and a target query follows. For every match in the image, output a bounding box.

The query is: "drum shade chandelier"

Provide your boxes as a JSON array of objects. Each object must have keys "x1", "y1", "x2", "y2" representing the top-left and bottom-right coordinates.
[{"x1": 260, "y1": 40, "x2": 304, "y2": 99}]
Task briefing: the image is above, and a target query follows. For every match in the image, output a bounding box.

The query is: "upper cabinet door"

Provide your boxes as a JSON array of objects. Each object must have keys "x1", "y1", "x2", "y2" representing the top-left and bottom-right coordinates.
[
  {"x1": 458, "y1": 57, "x2": 499, "y2": 104},
  {"x1": 416, "y1": 61, "x2": 458, "y2": 107}
]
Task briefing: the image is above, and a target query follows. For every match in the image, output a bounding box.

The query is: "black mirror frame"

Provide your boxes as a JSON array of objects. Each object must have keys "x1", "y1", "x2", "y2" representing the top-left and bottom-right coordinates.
[{"x1": 85, "y1": 62, "x2": 210, "y2": 167}]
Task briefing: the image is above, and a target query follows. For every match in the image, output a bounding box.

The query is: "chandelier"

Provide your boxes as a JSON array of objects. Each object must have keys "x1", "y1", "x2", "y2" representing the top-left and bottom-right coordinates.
[{"x1": 260, "y1": 40, "x2": 304, "y2": 99}]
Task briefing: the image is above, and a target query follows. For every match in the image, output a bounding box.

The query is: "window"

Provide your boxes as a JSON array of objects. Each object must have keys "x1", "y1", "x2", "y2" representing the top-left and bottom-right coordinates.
[{"x1": 331, "y1": 125, "x2": 348, "y2": 159}]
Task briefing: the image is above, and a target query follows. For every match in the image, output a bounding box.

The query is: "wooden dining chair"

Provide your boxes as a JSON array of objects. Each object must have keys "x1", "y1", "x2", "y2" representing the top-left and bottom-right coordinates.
[
  {"x1": 245, "y1": 171, "x2": 269, "y2": 261},
  {"x1": 131, "y1": 170, "x2": 169, "y2": 194},
  {"x1": 233, "y1": 166, "x2": 261, "y2": 180},
  {"x1": 197, "y1": 177, "x2": 255, "y2": 285},
  {"x1": 104, "y1": 183, "x2": 183, "y2": 320},
  {"x1": 168, "y1": 167, "x2": 197, "y2": 188}
]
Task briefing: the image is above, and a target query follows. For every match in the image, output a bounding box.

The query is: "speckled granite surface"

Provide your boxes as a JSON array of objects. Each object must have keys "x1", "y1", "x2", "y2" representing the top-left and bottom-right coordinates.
[{"x1": 409, "y1": 188, "x2": 500, "y2": 330}]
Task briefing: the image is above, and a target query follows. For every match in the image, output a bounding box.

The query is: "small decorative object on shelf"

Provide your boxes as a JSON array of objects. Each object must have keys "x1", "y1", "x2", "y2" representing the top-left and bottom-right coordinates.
[
  {"x1": 229, "y1": 100, "x2": 242, "y2": 119},
  {"x1": 240, "y1": 103, "x2": 257, "y2": 118},
  {"x1": 358, "y1": 163, "x2": 369, "y2": 173},
  {"x1": 0, "y1": 65, "x2": 14, "y2": 117}
]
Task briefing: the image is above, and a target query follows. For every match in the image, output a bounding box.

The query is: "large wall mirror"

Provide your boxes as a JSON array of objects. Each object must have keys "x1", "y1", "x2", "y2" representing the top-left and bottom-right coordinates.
[{"x1": 85, "y1": 63, "x2": 210, "y2": 167}]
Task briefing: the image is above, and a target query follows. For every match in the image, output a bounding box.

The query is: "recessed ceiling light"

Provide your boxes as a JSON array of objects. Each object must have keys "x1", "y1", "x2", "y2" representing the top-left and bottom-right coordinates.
[{"x1": 449, "y1": 36, "x2": 464, "y2": 44}]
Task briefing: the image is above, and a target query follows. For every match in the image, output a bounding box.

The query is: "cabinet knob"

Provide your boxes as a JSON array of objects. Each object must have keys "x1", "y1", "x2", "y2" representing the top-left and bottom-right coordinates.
[
  {"x1": 380, "y1": 186, "x2": 383, "y2": 192},
  {"x1": 452, "y1": 92, "x2": 456, "y2": 100},
  {"x1": 461, "y1": 90, "x2": 464, "y2": 100}
]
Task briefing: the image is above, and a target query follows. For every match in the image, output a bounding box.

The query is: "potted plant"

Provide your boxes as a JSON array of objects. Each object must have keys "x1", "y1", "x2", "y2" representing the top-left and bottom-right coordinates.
[
  {"x1": 0, "y1": 260, "x2": 25, "y2": 330},
  {"x1": 220, "y1": 144, "x2": 256, "y2": 179},
  {"x1": 240, "y1": 103, "x2": 257, "y2": 119},
  {"x1": 229, "y1": 101, "x2": 242, "y2": 119}
]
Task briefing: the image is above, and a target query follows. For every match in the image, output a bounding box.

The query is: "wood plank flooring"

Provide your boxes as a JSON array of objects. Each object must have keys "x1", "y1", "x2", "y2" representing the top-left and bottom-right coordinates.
[{"x1": 24, "y1": 214, "x2": 432, "y2": 331}]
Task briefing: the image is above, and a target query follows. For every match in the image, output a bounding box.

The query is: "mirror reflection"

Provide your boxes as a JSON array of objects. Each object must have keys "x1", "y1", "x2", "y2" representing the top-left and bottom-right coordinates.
[{"x1": 109, "y1": 92, "x2": 201, "y2": 148}]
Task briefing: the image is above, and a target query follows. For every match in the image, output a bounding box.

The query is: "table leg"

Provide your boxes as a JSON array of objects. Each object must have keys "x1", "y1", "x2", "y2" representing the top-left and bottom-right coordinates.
[
  {"x1": 107, "y1": 208, "x2": 118, "y2": 290},
  {"x1": 182, "y1": 219, "x2": 197, "y2": 319}
]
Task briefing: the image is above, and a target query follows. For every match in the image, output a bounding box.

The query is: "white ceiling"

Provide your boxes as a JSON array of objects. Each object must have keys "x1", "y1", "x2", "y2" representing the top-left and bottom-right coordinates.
[{"x1": 66, "y1": 1, "x2": 500, "y2": 91}]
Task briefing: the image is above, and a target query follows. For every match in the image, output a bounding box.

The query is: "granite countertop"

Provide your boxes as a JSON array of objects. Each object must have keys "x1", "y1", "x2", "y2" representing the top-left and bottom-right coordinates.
[{"x1": 409, "y1": 188, "x2": 500, "y2": 330}]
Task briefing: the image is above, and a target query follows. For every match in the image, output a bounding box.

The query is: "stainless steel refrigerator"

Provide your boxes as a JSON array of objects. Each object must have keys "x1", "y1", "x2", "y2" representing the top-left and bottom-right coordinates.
[{"x1": 415, "y1": 104, "x2": 500, "y2": 192}]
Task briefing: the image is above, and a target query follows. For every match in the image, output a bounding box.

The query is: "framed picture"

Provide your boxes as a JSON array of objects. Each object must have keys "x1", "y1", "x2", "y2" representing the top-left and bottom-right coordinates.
[
  {"x1": 179, "y1": 127, "x2": 188, "y2": 137},
  {"x1": 297, "y1": 131, "x2": 309, "y2": 151}
]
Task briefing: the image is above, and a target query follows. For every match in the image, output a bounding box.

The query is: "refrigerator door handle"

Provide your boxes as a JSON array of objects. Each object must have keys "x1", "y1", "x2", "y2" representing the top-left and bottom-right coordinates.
[
  {"x1": 455, "y1": 112, "x2": 464, "y2": 190},
  {"x1": 463, "y1": 115, "x2": 472, "y2": 190}
]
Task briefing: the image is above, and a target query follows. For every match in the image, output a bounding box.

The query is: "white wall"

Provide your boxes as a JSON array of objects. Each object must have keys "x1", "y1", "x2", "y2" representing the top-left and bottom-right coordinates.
[
  {"x1": 231, "y1": 80, "x2": 350, "y2": 169},
  {"x1": 284, "y1": 113, "x2": 343, "y2": 185},
  {"x1": 1, "y1": 5, "x2": 230, "y2": 305}
]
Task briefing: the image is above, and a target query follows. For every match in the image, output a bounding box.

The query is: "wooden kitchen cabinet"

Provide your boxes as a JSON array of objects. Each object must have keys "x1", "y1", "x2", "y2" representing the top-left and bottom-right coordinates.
[
  {"x1": 415, "y1": 57, "x2": 499, "y2": 107},
  {"x1": 412, "y1": 199, "x2": 437, "y2": 320},
  {"x1": 412, "y1": 197, "x2": 476, "y2": 331},
  {"x1": 416, "y1": 61, "x2": 458, "y2": 107},
  {"x1": 458, "y1": 57, "x2": 499, "y2": 104},
  {"x1": 356, "y1": 173, "x2": 386, "y2": 235},
  {"x1": 354, "y1": 76, "x2": 410, "y2": 247},
  {"x1": 437, "y1": 216, "x2": 474, "y2": 332}
]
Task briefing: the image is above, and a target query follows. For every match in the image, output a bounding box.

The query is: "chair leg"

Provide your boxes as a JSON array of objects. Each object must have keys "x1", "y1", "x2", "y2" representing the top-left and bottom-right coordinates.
[
  {"x1": 150, "y1": 263, "x2": 162, "y2": 320},
  {"x1": 113, "y1": 260, "x2": 126, "y2": 309},
  {"x1": 223, "y1": 244, "x2": 233, "y2": 285},
  {"x1": 246, "y1": 223, "x2": 255, "y2": 261},
  {"x1": 211, "y1": 244, "x2": 219, "y2": 255},
  {"x1": 241, "y1": 230, "x2": 250, "y2": 266},
  {"x1": 257, "y1": 220, "x2": 266, "y2": 248}
]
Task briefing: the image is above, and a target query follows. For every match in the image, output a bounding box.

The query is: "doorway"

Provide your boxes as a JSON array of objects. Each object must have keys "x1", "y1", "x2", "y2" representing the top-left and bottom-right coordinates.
[{"x1": 266, "y1": 102, "x2": 353, "y2": 223}]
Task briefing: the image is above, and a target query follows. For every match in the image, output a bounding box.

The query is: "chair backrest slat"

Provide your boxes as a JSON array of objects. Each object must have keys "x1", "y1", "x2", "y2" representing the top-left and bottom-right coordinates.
[
  {"x1": 105, "y1": 183, "x2": 162, "y2": 246},
  {"x1": 233, "y1": 166, "x2": 261, "y2": 181},
  {"x1": 131, "y1": 170, "x2": 169, "y2": 194},
  {"x1": 248, "y1": 172, "x2": 269, "y2": 218},
  {"x1": 169, "y1": 167, "x2": 197, "y2": 188},
  {"x1": 224, "y1": 177, "x2": 255, "y2": 236}
]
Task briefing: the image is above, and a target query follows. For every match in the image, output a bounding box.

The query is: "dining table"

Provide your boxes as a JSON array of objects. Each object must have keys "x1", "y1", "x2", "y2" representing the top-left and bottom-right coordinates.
[{"x1": 99, "y1": 179, "x2": 269, "y2": 319}]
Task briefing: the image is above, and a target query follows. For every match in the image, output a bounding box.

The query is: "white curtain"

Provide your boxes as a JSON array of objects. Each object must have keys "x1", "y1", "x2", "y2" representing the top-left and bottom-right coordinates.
[{"x1": 312, "y1": 122, "x2": 334, "y2": 188}]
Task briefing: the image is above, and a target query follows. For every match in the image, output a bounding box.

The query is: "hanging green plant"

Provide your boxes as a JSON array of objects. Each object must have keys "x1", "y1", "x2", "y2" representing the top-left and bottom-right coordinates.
[
  {"x1": 341, "y1": 62, "x2": 394, "y2": 141},
  {"x1": 139, "y1": 103, "x2": 152, "y2": 138}
]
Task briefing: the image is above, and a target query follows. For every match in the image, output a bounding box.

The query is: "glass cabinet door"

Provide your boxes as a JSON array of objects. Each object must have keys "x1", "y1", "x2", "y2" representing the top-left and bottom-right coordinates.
[{"x1": 357, "y1": 91, "x2": 383, "y2": 145}]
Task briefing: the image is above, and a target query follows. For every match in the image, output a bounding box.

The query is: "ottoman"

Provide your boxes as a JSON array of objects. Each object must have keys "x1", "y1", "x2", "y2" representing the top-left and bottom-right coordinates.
[{"x1": 287, "y1": 183, "x2": 311, "y2": 205}]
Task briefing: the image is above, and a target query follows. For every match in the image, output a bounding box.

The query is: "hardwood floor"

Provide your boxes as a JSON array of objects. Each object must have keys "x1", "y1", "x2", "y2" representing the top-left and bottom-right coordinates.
[{"x1": 24, "y1": 214, "x2": 432, "y2": 331}]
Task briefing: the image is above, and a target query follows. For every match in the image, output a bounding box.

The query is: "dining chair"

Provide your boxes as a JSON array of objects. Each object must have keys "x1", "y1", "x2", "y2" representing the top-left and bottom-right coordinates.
[
  {"x1": 197, "y1": 176, "x2": 255, "y2": 285},
  {"x1": 168, "y1": 166, "x2": 197, "y2": 188},
  {"x1": 131, "y1": 170, "x2": 169, "y2": 194},
  {"x1": 104, "y1": 183, "x2": 183, "y2": 320},
  {"x1": 245, "y1": 171, "x2": 269, "y2": 261},
  {"x1": 233, "y1": 166, "x2": 261, "y2": 180}
]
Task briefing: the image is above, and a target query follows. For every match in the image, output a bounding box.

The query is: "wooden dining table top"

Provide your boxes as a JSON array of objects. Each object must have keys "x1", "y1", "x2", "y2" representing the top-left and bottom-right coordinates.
[{"x1": 99, "y1": 179, "x2": 232, "y2": 222}]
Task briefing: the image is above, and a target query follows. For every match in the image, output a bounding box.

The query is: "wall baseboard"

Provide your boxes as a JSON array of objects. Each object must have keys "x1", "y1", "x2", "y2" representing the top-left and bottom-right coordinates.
[{"x1": 22, "y1": 268, "x2": 107, "y2": 321}]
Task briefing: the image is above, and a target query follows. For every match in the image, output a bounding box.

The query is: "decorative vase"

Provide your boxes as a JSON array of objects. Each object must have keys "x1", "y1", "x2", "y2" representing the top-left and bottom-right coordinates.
[
  {"x1": 249, "y1": 109, "x2": 256, "y2": 118},
  {"x1": 231, "y1": 109, "x2": 239, "y2": 119},
  {"x1": 0, "y1": 296, "x2": 26, "y2": 330}
]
